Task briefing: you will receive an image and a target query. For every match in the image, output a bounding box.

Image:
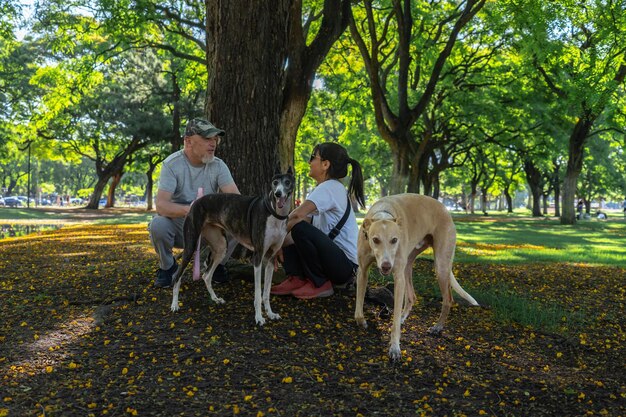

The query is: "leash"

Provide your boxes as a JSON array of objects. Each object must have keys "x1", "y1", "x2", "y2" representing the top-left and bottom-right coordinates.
[
  {"x1": 245, "y1": 195, "x2": 287, "y2": 245},
  {"x1": 193, "y1": 187, "x2": 204, "y2": 281},
  {"x1": 247, "y1": 196, "x2": 262, "y2": 231}
]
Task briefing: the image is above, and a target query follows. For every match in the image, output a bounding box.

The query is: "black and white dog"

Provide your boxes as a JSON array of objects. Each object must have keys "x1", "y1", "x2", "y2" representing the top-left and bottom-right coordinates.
[{"x1": 170, "y1": 167, "x2": 295, "y2": 325}]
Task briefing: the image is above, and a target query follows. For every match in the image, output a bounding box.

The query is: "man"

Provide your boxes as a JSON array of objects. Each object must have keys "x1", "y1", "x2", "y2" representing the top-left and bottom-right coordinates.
[{"x1": 149, "y1": 118, "x2": 240, "y2": 288}]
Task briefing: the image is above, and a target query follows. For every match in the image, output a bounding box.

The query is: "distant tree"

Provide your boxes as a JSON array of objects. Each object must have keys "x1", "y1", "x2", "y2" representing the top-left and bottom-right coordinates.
[
  {"x1": 347, "y1": 0, "x2": 487, "y2": 194},
  {"x1": 500, "y1": 0, "x2": 626, "y2": 224}
]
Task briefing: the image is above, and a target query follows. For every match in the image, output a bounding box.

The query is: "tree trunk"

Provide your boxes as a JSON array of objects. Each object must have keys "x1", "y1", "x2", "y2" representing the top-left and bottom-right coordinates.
[
  {"x1": 503, "y1": 187, "x2": 513, "y2": 213},
  {"x1": 84, "y1": 136, "x2": 146, "y2": 209},
  {"x1": 480, "y1": 190, "x2": 488, "y2": 215},
  {"x1": 407, "y1": 163, "x2": 421, "y2": 194},
  {"x1": 205, "y1": 1, "x2": 290, "y2": 195},
  {"x1": 523, "y1": 159, "x2": 543, "y2": 217},
  {"x1": 89, "y1": 177, "x2": 110, "y2": 209},
  {"x1": 560, "y1": 116, "x2": 594, "y2": 225},
  {"x1": 469, "y1": 182, "x2": 478, "y2": 214},
  {"x1": 432, "y1": 174, "x2": 441, "y2": 199},
  {"x1": 552, "y1": 160, "x2": 561, "y2": 217},
  {"x1": 145, "y1": 157, "x2": 160, "y2": 212},
  {"x1": 206, "y1": 1, "x2": 350, "y2": 190},
  {"x1": 107, "y1": 171, "x2": 123, "y2": 208},
  {"x1": 390, "y1": 145, "x2": 410, "y2": 195}
]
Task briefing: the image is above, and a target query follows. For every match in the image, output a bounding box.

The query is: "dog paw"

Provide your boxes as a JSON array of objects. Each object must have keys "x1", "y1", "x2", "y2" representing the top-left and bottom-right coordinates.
[
  {"x1": 170, "y1": 303, "x2": 180, "y2": 312},
  {"x1": 388, "y1": 344, "x2": 402, "y2": 361},
  {"x1": 256, "y1": 316, "x2": 266, "y2": 326},
  {"x1": 355, "y1": 317, "x2": 368, "y2": 329},
  {"x1": 267, "y1": 312, "x2": 280, "y2": 321},
  {"x1": 212, "y1": 297, "x2": 225, "y2": 304}
]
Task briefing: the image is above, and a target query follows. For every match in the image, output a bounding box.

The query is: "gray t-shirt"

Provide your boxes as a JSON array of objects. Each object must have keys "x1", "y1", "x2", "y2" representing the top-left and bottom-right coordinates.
[{"x1": 158, "y1": 150, "x2": 235, "y2": 204}]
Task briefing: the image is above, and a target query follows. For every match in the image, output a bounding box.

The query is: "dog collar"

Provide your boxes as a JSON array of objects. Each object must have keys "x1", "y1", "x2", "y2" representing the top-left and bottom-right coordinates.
[{"x1": 263, "y1": 196, "x2": 288, "y2": 220}]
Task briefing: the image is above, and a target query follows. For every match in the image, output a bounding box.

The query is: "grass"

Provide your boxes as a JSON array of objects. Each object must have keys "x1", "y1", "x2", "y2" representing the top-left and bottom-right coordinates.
[
  {"x1": 410, "y1": 271, "x2": 588, "y2": 334},
  {"x1": 365, "y1": 267, "x2": 590, "y2": 336},
  {"x1": 454, "y1": 217, "x2": 626, "y2": 266},
  {"x1": 0, "y1": 206, "x2": 154, "y2": 224},
  {"x1": 0, "y1": 207, "x2": 64, "y2": 220},
  {"x1": 468, "y1": 283, "x2": 587, "y2": 333}
]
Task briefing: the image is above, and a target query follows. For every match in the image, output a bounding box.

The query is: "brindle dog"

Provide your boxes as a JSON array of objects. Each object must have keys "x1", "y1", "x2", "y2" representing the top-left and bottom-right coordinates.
[{"x1": 170, "y1": 167, "x2": 295, "y2": 326}]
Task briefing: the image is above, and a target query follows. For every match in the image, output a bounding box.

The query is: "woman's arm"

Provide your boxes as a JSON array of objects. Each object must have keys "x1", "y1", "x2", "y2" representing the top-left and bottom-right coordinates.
[{"x1": 287, "y1": 199, "x2": 316, "y2": 232}]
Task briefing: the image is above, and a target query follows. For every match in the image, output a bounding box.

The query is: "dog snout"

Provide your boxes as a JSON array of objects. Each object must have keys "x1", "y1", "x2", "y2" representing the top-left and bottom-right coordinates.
[
  {"x1": 380, "y1": 261, "x2": 392, "y2": 275},
  {"x1": 274, "y1": 190, "x2": 283, "y2": 198}
]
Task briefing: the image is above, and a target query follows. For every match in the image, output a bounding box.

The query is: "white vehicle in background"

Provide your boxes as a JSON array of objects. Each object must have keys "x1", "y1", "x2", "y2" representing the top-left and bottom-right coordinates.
[{"x1": 4, "y1": 196, "x2": 23, "y2": 207}]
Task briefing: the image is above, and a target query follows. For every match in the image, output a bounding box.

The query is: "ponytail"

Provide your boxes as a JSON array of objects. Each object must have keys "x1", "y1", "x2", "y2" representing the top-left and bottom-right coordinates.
[{"x1": 347, "y1": 158, "x2": 366, "y2": 210}]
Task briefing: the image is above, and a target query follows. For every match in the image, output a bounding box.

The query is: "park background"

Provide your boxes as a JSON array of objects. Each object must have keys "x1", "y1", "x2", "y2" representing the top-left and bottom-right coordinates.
[
  {"x1": 1, "y1": 0, "x2": 625, "y2": 221},
  {"x1": 1, "y1": 1, "x2": 626, "y2": 416}
]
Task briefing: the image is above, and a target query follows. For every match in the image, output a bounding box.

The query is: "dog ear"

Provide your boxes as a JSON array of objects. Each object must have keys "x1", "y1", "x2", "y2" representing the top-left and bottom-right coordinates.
[
  {"x1": 287, "y1": 166, "x2": 294, "y2": 176},
  {"x1": 362, "y1": 218, "x2": 372, "y2": 233},
  {"x1": 360, "y1": 218, "x2": 371, "y2": 240}
]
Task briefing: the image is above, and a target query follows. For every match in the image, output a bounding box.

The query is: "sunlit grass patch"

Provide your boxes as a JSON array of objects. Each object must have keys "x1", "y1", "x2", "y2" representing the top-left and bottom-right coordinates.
[
  {"x1": 455, "y1": 219, "x2": 626, "y2": 267},
  {"x1": 469, "y1": 284, "x2": 587, "y2": 334},
  {"x1": 409, "y1": 272, "x2": 587, "y2": 334}
]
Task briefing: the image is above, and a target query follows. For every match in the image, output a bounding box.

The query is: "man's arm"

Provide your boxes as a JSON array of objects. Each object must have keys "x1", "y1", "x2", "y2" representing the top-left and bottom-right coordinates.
[
  {"x1": 155, "y1": 189, "x2": 191, "y2": 218},
  {"x1": 220, "y1": 183, "x2": 240, "y2": 194}
]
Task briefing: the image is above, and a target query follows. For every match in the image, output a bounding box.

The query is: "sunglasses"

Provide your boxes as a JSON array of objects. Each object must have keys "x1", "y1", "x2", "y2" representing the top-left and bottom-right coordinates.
[{"x1": 309, "y1": 153, "x2": 321, "y2": 162}]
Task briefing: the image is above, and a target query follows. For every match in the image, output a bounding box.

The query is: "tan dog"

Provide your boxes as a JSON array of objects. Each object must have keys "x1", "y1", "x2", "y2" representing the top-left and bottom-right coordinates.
[{"x1": 355, "y1": 193, "x2": 478, "y2": 360}]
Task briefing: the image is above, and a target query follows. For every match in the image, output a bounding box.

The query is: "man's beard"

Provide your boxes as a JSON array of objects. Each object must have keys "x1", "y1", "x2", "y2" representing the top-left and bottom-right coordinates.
[{"x1": 201, "y1": 154, "x2": 215, "y2": 164}]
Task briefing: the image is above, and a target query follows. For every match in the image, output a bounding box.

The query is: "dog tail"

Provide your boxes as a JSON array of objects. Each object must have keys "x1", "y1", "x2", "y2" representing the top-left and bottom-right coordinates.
[{"x1": 450, "y1": 273, "x2": 479, "y2": 306}]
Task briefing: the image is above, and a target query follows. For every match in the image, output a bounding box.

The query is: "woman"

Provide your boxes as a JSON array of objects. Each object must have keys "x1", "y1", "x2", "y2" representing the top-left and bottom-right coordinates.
[{"x1": 271, "y1": 142, "x2": 366, "y2": 299}]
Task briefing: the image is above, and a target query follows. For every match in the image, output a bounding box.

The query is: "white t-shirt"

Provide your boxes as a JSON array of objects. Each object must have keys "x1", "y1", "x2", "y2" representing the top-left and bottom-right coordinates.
[
  {"x1": 306, "y1": 179, "x2": 358, "y2": 264},
  {"x1": 158, "y1": 150, "x2": 235, "y2": 204}
]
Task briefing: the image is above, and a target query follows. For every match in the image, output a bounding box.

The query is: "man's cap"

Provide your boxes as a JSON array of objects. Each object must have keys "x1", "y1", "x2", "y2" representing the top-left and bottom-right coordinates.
[{"x1": 184, "y1": 118, "x2": 225, "y2": 138}]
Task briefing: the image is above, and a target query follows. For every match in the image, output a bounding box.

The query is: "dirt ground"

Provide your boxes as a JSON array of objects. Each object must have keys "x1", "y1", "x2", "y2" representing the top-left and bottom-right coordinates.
[{"x1": 1, "y1": 224, "x2": 624, "y2": 416}]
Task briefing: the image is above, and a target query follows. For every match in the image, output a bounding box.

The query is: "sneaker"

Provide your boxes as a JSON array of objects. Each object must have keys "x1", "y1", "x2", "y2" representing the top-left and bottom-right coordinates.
[
  {"x1": 292, "y1": 279, "x2": 334, "y2": 299},
  {"x1": 155, "y1": 262, "x2": 178, "y2": 288},
  {"x1": 271, "y1": 275, "x2": 307, "y2": 295},
  {"x1": 212, "y1": 264, "x2": 230, "y2": 284}
]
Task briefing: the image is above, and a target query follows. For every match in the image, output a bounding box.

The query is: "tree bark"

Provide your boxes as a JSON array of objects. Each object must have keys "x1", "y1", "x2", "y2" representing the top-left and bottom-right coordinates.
[
  {"x1": 390, "y1": 142, "x2": 411, "y2": 194},
  {"x1": 503, "y1": 188, "x2": 513, "y2": 213},
  {"x1": 107, "y1": 171, "x2": 123, "y2": 208},
  {"x1": 84, "y1": 136, "x2": 146, "y2": 209},
  {"x1": 552, "y1": 159, "x2": 561, "y2": 217},
  {"x1": 523, "y1": 159, "x2": 543, "y2": 217},
  {"x1": 205, "y1": 1, "x2": 289, "y2": 194},
  {"x1": 205, "y1": 1, "x2": 350, "y2": 193},
  {"x1": 145, "y1": 155, "x2": 162, "y2": 212},
  {"x1": 560, "y1": 116, "x2": 594, "y2": 224}
]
